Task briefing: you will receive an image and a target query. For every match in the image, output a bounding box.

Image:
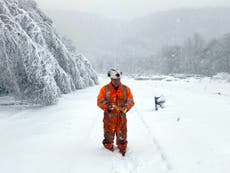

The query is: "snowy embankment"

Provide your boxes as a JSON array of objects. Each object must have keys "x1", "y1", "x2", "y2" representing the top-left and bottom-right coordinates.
[{"x1": 0, "y1": 75, "x2": 230, "y2": 173}]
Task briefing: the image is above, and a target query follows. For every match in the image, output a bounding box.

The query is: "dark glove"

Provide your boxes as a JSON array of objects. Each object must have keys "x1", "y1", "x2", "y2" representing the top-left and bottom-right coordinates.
[{"x1": 108, "y1": 104, "x2": 115, "y2": 112}]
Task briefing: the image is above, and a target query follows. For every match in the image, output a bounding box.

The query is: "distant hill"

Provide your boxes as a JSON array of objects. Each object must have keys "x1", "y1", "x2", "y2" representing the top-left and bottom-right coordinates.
[
  {"x1": 126, "y1": 7, "x2": 230, "y2": 51},
  {"x1": 45, "y1": 7, "x2": 230, "y2": 72}
]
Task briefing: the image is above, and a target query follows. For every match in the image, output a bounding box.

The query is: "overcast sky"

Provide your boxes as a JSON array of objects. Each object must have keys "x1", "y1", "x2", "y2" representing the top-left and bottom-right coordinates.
[{"x1": 35, "y1": 0, "x2": 230, "y2": 19}]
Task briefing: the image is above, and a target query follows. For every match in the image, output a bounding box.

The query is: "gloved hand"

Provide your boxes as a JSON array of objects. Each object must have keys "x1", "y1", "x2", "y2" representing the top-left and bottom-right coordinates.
[
  {"x1": 108, "y1": 104, "x2": 115, "y2": 112},
  {"x1": 108, "y1": 104, "x2": 127, "y2": 114},
  {"x1": 119, "y1": 106, "x2": 127, "y2": 114}
]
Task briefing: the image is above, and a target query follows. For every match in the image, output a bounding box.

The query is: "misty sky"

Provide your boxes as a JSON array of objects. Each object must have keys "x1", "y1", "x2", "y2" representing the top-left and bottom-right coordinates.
[{"x1": 35, "y1": 0, "x2": 230, "y2": 19}]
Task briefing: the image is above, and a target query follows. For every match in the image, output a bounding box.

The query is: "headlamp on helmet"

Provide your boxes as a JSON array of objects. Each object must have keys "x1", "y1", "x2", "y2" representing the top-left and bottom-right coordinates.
[{"x1": 107, "y1": 68, "x2": 122, "y2": 79}]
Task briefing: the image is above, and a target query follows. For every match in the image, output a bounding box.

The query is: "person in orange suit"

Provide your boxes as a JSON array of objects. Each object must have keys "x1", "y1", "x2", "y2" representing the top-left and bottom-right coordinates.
[{"x1": 97, "y1": 68, "x2": 134, "y2": 156}]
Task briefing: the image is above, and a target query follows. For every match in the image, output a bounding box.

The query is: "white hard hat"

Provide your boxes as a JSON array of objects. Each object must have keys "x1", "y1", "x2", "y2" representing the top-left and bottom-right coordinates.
[{"x1": 107, "y1": 68, "x2": 122, "y2": 79}]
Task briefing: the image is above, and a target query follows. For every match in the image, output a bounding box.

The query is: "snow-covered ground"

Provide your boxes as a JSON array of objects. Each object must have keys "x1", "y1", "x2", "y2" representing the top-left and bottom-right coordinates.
[{"x1": 1, "y1": 75, "x2": 230, "y2": 173}]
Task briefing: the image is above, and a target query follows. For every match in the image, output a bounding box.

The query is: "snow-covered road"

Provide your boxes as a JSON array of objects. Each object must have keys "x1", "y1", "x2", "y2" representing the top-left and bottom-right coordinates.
[{"x1": 1, "y1": 76, "x2": 230, "y2": 173}]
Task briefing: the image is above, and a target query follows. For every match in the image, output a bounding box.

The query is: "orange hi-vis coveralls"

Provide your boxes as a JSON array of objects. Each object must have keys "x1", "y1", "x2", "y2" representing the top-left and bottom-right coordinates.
[{"x1": 97, "y1": 82, "x2": 134, "y2": 154}]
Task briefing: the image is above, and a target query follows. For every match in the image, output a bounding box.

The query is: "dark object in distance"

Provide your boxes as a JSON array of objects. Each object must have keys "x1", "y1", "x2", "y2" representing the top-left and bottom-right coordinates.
[{"x1": 155, "y1": 96, "x2": 165, "y2": 111}]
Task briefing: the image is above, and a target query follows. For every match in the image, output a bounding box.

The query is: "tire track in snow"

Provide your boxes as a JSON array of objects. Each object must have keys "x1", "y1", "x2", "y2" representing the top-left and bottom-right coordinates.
[{"x1": 134, "y1": 106, "x2": 173, "y2": 171}]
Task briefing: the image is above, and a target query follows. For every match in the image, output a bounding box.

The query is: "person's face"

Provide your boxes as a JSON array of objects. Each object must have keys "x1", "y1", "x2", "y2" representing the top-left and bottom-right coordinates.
[{"x1": 111, "y1": 78, "x2": 121, "y2": 87}]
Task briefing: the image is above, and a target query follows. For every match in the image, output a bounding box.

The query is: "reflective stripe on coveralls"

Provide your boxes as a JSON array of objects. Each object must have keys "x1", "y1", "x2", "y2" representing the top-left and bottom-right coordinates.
[
  {"x1": 104, "y1": 84, "x2": 127, "y2": 116},
  {"x1": 97, "y1": 98, "x2": 107, "y2": 108}
]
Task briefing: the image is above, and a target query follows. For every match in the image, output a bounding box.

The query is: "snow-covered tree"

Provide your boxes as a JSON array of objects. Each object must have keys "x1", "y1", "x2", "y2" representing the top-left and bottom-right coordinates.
[{"x1": 0, "y1": 0, "x2": 98, "y2": 105}]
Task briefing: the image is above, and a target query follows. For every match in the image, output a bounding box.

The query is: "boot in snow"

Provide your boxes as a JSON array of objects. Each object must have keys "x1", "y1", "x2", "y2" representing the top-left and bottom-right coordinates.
[
  {"x1": 103, "y1": 140, "x2": 114, "y2": 152},
  {"x1": 119, "y1": 149, "x2": 126, "y2": 156}
]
